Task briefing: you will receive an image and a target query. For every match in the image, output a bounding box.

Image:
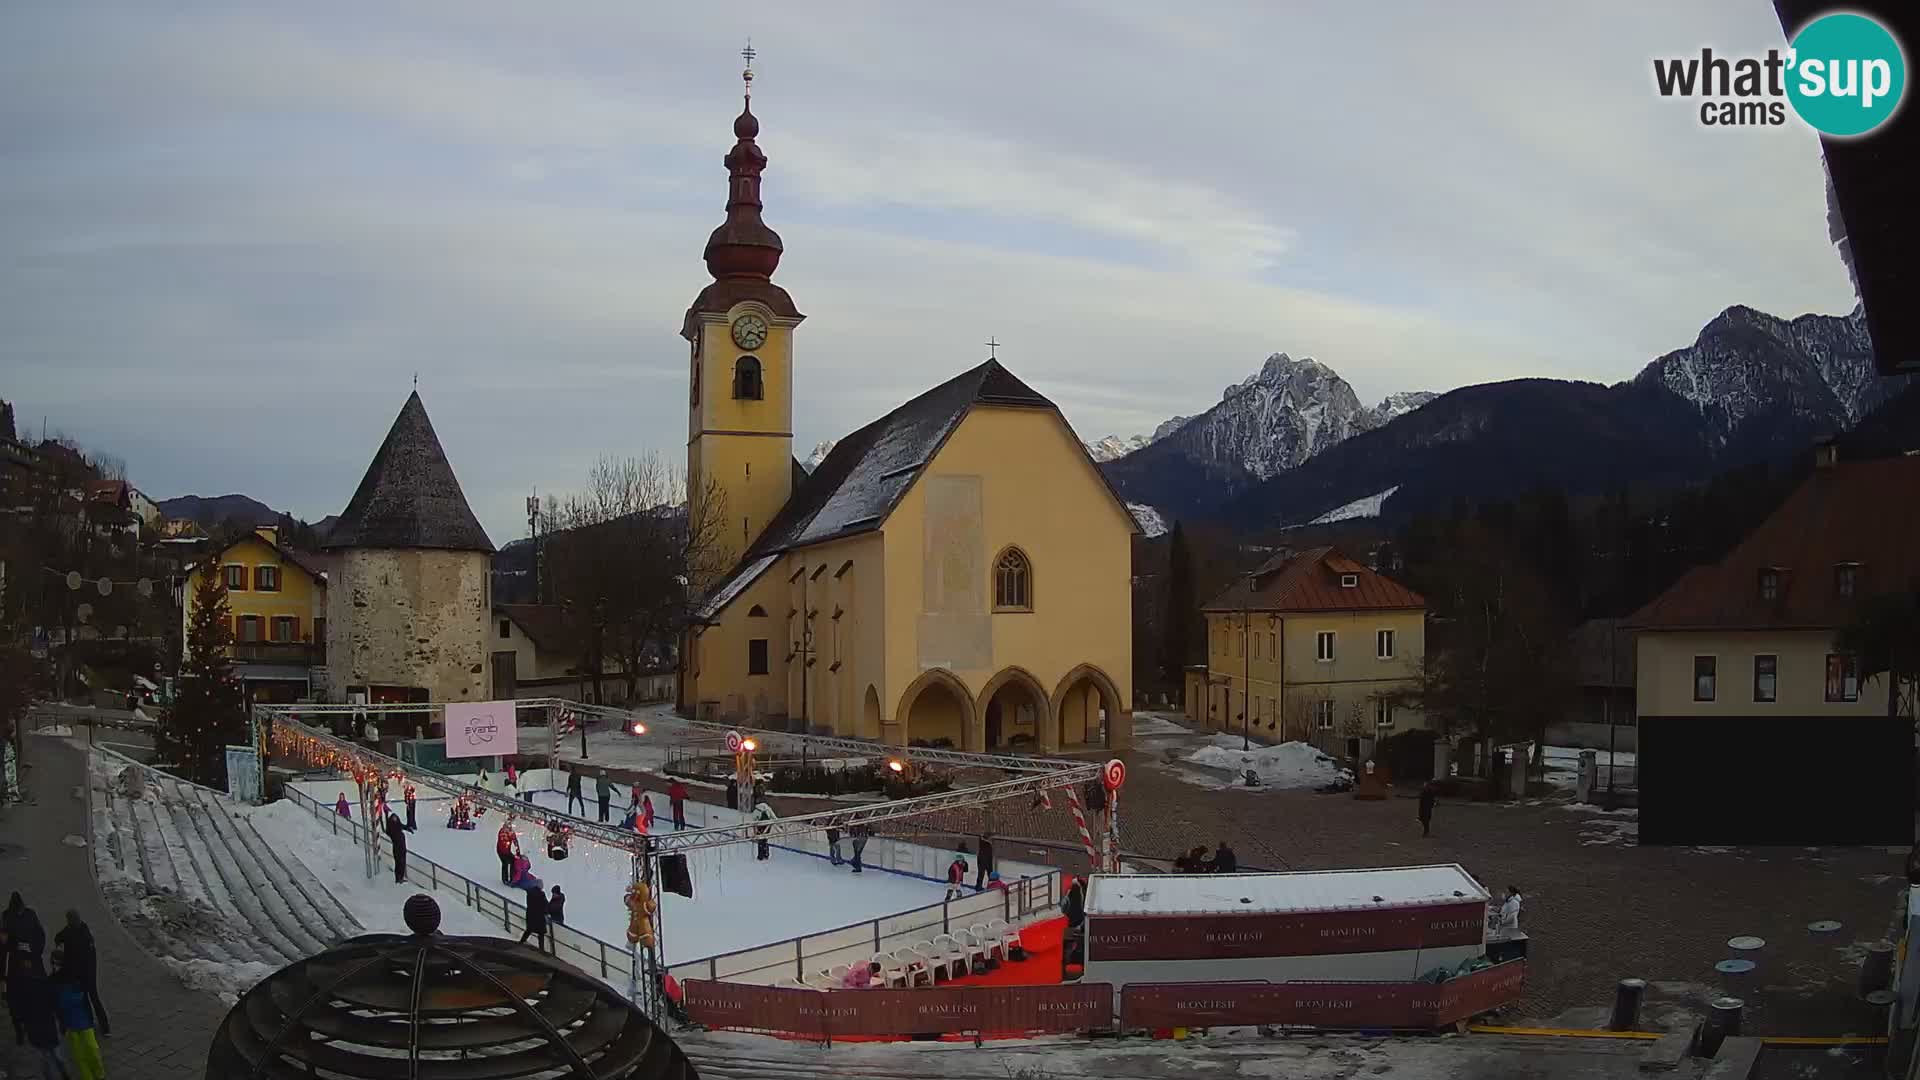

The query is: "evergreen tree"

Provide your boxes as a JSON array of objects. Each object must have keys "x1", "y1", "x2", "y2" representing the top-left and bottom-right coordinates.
[
  {"x1": 159, "y1": 571, "x2": 246, "y2": 785},
  {"x1": 1835, "y1": 585, "x2": 1920, "y2": 725},
  {"x1": 1160, "y1": 523, "x2": 1197, "y2": 690}
]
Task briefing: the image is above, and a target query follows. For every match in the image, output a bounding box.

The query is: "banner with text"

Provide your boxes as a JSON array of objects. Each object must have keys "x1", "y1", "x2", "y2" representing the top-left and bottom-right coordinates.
[
  {"x1": 1088, "y1": 901, "x2": 1486, "y2": 962},
  {"x1": 683, "y1": 981, "x2": 1112, "y2": 1037},
  {"x1": 444, "y1": 700, "x2": 518, "y2": 760},
  {"x1": 1119, "y1": 960, "x2": 1526, "y2": 1030}
]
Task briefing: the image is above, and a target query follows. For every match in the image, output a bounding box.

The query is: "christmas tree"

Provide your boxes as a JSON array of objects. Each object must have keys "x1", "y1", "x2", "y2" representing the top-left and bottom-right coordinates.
[{"x1": 159, "y1": 570, "x2": 247, "y2": 785}]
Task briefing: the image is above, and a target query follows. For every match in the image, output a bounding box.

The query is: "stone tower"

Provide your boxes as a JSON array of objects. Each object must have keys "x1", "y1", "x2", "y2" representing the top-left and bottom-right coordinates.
[
  {"x1": 683, "y1": 59, "x2": 805, "y2": 574},
  {"x1": 322, "y1": 391, "x2": 495, "y2": 706}
]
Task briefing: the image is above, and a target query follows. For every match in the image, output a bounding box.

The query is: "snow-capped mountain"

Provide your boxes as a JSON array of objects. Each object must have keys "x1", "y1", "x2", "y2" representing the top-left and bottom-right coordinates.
[
  {"x1": 1132, "y1": 353, "x2": 1436, "y2": 480},
  {"x1": 1630, "y1": 304, "x2": 1900, "y2": 442},
  {"x1": 801, "y1": 440, "x2": 836, "y2": 473},
  {"x1": 1084, "y1": 415, "x2": 1193, "y2": 463}
]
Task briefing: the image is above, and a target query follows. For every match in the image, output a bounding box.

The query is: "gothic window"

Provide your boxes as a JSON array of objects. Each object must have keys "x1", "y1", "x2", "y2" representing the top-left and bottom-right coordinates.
[
  {"x1": 733, "y1": 356, "x2": 763, "y2": 400},
  {"x1": 993, "y1": 547, "x2": 1032, "y2": 611}
]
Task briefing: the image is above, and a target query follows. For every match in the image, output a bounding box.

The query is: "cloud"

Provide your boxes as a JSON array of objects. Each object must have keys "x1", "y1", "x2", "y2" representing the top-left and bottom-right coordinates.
[{"x1": 0, "y1": 0, "x2": 1858, "y2": 540}]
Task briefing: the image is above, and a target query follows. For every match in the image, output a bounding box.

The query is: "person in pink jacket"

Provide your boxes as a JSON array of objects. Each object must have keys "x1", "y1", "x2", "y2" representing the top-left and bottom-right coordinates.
[{"x1": 840, "y1": 962, "x2": 879, "y2": 989}]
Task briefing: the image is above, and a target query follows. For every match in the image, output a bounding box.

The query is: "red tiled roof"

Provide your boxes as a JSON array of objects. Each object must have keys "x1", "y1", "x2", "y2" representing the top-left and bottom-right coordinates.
[
  {"x1": 1202, "y1": 546, "x2": 1426, "y2": 613},
  {"x1": 1628, "y1": 453, "x2": 1920, "y2": 631}
]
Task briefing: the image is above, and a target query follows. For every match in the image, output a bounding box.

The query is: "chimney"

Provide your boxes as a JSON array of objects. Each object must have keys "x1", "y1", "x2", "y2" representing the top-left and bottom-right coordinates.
[
  {"x1": 1814, "y1": 440, "x2": 1840, "y2": 470},
  {"x1": 255, "y1": 525, "x2": 279, "y2": 546}
]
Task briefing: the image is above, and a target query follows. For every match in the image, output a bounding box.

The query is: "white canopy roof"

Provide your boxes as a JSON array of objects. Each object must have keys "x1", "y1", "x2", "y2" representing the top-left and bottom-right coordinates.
[{"x1": 1087, "y1": 864, "x2": 1489, "y2": 917}]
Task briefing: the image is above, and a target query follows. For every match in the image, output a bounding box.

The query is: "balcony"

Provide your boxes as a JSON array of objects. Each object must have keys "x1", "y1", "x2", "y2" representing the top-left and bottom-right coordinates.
[{"x1": 230, "y1": 641, "x2": 324, "y2": 665}]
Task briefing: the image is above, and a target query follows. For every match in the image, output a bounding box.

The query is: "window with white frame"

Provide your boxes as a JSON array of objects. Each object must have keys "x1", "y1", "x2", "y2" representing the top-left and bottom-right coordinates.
[
  {"x1": 1374, "y1": 698, "x2": 1394, "y2": 729},
  {"x1": 1376, "y1": 628, "x2": 1395, "y2": 659},
  {"x1": 1313, "y1": 699, "x2": 1336, "y2": 729},
  {"x1": 1316, "y1": 631, "x2": 1336, "y2": 662}
]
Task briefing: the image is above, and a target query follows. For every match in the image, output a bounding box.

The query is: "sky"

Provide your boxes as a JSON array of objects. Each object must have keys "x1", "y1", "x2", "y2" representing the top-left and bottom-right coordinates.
[{"x1": 1, "y1": 2, "x2": 1859, "y2": 543}]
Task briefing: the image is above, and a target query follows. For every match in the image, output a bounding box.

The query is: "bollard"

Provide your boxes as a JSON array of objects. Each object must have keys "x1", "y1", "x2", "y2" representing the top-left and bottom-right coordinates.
[
  {"x1": 1861, "y1": 940, "x2": 1896, "y2": 997},
  {"x1": 1699, "y1": 997, "x2": 1743, "y2": 1057},
  {"x1": 1610, "y1": 977, "x2": 1646, "y2": 1031}
]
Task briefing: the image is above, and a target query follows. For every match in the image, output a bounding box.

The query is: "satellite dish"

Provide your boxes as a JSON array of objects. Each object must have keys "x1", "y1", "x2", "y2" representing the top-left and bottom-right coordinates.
[
  {"x1": 66, "y1": 571, "x2": 82, "y2": 591},
  {"x1": 97, "y1": 577, "x2": 113, "y2": 596},
  {"x1": 137, "y1": 578, "x2": 153, "y2": 598}
]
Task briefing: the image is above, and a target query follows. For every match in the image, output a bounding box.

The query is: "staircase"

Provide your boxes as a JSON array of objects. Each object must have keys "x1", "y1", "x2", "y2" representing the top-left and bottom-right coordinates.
[{"x1": 90, "y1": 754, "x2": 361, "y2": 970}]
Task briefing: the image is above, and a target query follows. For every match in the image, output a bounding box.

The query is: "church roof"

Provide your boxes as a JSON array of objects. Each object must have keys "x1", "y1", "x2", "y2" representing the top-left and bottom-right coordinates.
[{"x1": 322, "y1": 391, "x2": 495, "y2": 553}]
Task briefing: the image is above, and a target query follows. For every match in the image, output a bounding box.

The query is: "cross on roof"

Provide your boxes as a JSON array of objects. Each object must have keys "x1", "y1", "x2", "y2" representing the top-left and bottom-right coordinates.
[
  {"x1": 985, "y1": 337, "x2": 1001, "y2": 359},
  {"x1": 741, "y1": 39, "x2": 755, "y2": 96}
]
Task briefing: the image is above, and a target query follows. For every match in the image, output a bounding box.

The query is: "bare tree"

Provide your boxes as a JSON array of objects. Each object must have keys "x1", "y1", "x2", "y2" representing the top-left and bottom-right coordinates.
[{"x1": 542, "y1": 455, "x2": 728, "y2": 702}]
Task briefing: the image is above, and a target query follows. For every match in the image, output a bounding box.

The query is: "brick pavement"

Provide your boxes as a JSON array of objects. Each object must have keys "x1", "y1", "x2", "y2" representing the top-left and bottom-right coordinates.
[{"x1": 1, "y1": 732, "x2": 231, "y2": 1079}]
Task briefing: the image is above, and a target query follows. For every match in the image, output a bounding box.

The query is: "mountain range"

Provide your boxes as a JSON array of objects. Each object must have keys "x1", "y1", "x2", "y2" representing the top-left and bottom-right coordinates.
[{"x1": 1105, "y1": 303, "x2": 1908, "y2": 530}]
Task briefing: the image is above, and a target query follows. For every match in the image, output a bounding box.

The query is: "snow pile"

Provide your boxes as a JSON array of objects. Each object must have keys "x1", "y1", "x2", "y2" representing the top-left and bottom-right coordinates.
[
  {"x1": 1132, "y1": 712, "x2": 1189, "y2": 738},
  {"x1": 34, "y1": 724, "x2": 75, "y2": 736},
  {"x1": 1184, "y1": 737, "x2": 1353, "y2": 789},
  {"x1": 162, "y1": 956, "x2": 280, "y2": 1005}
]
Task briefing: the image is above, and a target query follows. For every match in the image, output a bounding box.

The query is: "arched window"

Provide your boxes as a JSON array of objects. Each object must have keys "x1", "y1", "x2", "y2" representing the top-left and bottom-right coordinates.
[
  {"x1": 993, "y1": 547, "x2": 1032, "y2": 611},
  {"x1": 733, "y1": 356, "x2": 763, "y2": 400},
  {"x1": 747, "y1": 604, "x2": 767, "y2": 617}
]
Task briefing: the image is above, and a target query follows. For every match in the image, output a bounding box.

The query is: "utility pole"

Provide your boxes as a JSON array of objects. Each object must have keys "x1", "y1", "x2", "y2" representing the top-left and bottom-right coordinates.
[{"x1": 526, "y1": 493, "x2": 542, "y2": 603}]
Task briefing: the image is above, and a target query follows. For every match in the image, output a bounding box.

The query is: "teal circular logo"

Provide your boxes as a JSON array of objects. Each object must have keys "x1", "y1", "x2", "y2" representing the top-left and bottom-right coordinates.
[{"x1": 1787, "y1": 13, "x2": 1907, "y2": 137}]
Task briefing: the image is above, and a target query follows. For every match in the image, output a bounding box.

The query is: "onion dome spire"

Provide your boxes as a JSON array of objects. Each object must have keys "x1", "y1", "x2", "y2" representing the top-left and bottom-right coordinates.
[{"x1": 704, "y1": 41, "x2": 784, "y2": 280}]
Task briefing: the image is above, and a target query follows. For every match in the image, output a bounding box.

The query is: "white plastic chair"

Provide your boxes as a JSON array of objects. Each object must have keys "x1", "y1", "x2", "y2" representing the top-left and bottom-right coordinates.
[
  {"x1": 891, "y1": 948, "x2": 933, "y2": 987},
  {"x1": 983, "y1": 918, "x2": 1024, "y2": 958},
  {"x1": 800, "y1": 968, "x2": 837, "y2": 990},
  {"x1": 931, "y1": 933, "x2": 976, "y2": 978},
  {"x1": 873, "y1": 952, "x2": 909, "y2": 988},
  {"x1": 824, "y1": 963, "x2": 853, "y2": 987},
  {"x1": 965, "y1": 923, "x2": 1005, "y2": 964}
]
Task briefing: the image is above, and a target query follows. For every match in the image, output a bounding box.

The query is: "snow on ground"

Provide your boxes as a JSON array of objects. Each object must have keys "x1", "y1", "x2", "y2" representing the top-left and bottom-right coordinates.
[
  {"x1": 161, "y1": 956, "x2": 281, "y2": 1006},
  {"x1": 1181, "y1": 736, "x2": 1354, "y2": 790},
  {"x1": 249, "y1": 800, "x2": 503, "y2": 938},
  {"x1": 289, "y1": 780, "x2": 954, "y2": 964},
  {"x1": 33, "y1": 723, "x2": 74, "y2": 736},
  {"x1": 1306, "y1": 485, "x2": 1400, "y2": 525},
  {"x1": 1126, "y1": 503, "x2": 1167, "y2": 537},
  {"x1": 1131, "y1": 712, "x2": 1190, "y2": 738}
]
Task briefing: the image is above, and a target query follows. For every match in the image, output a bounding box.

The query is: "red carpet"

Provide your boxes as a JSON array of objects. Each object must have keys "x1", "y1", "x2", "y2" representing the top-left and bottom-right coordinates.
[{"x1": 945, "y1": 916, "x2": 1068, "y2": 987}]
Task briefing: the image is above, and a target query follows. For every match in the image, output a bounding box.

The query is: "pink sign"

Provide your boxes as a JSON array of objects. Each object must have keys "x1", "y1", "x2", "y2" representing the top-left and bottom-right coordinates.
[{"x1": 445, "y1": 700, "x2": 518, "y2": 759}]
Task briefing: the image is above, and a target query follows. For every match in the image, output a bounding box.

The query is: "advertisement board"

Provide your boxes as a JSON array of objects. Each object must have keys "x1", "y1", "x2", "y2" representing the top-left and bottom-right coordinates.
[
  {"x1": 1118, "y1": 960, "x2": 1526, "y2": 1030},
  {"x1": 1087, "y1": 901, "x2": 1487, "y2": 962},
  {"x1": 443, "y1": 700, "x2": 518, "y2": 760},
  {"x1": 682, "y1": 981, "x2": 1113, "y2": 1037}
]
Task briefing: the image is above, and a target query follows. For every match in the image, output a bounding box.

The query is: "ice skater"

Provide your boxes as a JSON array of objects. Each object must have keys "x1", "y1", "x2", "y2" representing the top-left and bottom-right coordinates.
[
  {"x1": 497, "y1": 821, "x2": 518, "y2": 883},
  {"x1": 403, "y1": 779, "x2": 418, "y2": 832},
  {"x1": 595, "y1": 773, "x2": 613, "y2": 823},
  {"x1": 849, "y1": 824, "x2": 871, "y2": 873},
  {"x1": 548, "y1": 885, "x2": 566, "y2": 927},
  {"x1": 641, "y1": 794, "x2": 656, "y2": 833},
  {"x1": 945, "y1": 846, "x2": 970, "y2": 901},
  {"x1": 565, "y1": 770, "x2": 586, "y2": 816},
  {"x1": 335, "y1": 792, "x2": 351, "y2": 819},
  {"x1": 826, "y1": 826, "x2": 843, "y2": 865},
  {"x1": 504, "y1": 762, "x2": 520, "y2": 801},
  {"x1": 751, "y1": 802, "x2": 776, "y2": 860}
]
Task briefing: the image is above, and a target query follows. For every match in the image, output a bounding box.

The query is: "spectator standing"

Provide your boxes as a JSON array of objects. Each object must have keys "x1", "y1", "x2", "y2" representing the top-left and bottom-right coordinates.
[
  {"x1": 974, "y1": 834, "x2": 996, "y2": 891},
  {"x1": 53, "y1": 910, "x2": 109, "y2": 1037}
]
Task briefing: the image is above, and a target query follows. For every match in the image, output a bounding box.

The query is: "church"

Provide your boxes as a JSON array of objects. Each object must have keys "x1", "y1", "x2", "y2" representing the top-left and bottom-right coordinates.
[{"x1": 677, "y1": 68, "x2": 1135, "y2": 753}]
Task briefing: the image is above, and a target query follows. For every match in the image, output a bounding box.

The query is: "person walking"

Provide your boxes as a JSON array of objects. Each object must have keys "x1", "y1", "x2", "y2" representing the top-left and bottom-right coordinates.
[
  {"x1": 548, "y1": 886, "x2": 566, "y2": 927},
  {"x1": 496, "y1": 821, "x2": 517, "y2": 884},
  {"x1": 945, "y1": 846, "x2": 970, "y2": 901},
  {"x1": 53, "y1": 911, "x2": 108, "y2": 1037},
  {"x1": 849, "y1": 824, "x2": 871, "y2": 873},
  {"x1": 668, "y1": 779, "x2": 689, "y2": 830},
  {"x1": 51, "y1": 951, "x2": 104, "y2": 1080},
  {"x1": 974, "y1": 834, "x2": 996, "y2": 891},
  {"x1": 6, "y1": 931, "x2": 37, "y2": 1046},
  {"x1": 1418, "y1": 781, "x2": 1437, "y2": 838},
  {"x1": 386, "y1": 811, "x2": 408, "y2": 884},
  {"x1": 826, "y1": 826, "x2": 843, "y2": 866},
  {"x1": 595, "y1": 773, "x2": 613, "y2": 823},
  {"x1": 518, "y1": 886, "x2": 550, "y2": 953},
  {"x1": 565, "y1": 770, "x2": 585, "y2": 816},
  {"x1": 6, "y1": 894, "x2": 46, "y2": 970},
  {"x1": 403, "y1": 779, "x2": 418, "y2": 832},
  {"x1": 13, "y1": 956, "x2": 64, "y2": 1080},
  {"x1": 335, "y1": 793, "x2": 352, "y2": 819}
]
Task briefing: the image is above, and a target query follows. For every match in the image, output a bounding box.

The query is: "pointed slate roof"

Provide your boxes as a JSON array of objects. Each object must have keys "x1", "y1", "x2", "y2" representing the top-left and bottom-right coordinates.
[{"x1": 322, "y1": 392, "x2": 494, "y2": 553}]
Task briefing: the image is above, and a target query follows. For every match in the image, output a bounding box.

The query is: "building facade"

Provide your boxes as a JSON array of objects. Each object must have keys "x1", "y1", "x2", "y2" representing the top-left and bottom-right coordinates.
[
  {"x1": 1188, "y1": 547, "x2": 1426, "y2": 761},
  {"x1": 1627, "y1": 445, "x2": 1918, "y2": 844},
  {"x1": 180, "y1": 525, "x2": 327, "y2": 702},
  {"x1": 322, "y1": 392, "x2": 495, "y2": 713},
  {"x1": 678, "y1": 83, "x2": 1136, "y2": 751}
]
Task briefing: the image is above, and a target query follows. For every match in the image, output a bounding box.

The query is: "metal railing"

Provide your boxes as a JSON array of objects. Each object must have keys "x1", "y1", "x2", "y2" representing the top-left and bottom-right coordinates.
[{"x1": 279, "y1": 785, "x2": 640, "y2": 990}]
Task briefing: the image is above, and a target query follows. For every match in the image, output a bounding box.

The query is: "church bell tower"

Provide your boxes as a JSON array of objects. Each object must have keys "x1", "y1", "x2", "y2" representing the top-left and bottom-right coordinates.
[{"x1": 684, "y1": 45, "x2": 805, "y2": 570}]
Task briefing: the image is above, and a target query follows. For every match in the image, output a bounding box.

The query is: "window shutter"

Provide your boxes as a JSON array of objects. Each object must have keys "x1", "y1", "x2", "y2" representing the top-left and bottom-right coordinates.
[{"x1": 290, "y1": 615, "x2": 300, "y2": 642}]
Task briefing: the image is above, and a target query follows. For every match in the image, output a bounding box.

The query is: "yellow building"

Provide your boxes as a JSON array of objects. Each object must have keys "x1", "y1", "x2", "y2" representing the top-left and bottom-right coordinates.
[
  {"x1": 1187, "y1": 547, "x2": 1426, "y2": 761},
  {"x1": 677, "y1": 83, "x2": 1136, "y2": 752},
  {"x1": 182, "y1": 525, "x2": 327, "y2": 702}
]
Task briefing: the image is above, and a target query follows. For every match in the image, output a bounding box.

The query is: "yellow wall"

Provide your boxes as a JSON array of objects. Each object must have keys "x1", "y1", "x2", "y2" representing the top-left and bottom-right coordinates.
[
  {"x1": 183, "y1": 530, "x2": 325, "y2": 657},
  {"x1": 881, "y1": 405, "x2": 1134, "y2": 751},
  {"x1": 686, "y1": 303, "x2": 800, "y2": 568},
  {"x1": 1636, "y1": 629, "x2": 1891, "y2": 717},
  {"x1": 1201, "y1": 607, "x2": 1425, "y2": 750}
]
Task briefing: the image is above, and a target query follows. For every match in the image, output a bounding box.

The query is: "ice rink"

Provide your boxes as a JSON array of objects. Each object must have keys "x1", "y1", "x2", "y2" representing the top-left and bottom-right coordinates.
[{"x1": 289, "y1": 780, "x2": 955, "y2": 964}]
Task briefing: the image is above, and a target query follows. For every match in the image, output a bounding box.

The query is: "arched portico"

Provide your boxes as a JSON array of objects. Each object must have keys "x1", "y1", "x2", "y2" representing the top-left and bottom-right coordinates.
[
  {"x1": 977, "y1": 666, "x2": 1050, "y2": 752},
  {"x1": 894, "y1": 668, "x2": 978, "y2": 750},
  {"x1": 1051, "y1": 664, "x2": 1127, "y2": 751}
]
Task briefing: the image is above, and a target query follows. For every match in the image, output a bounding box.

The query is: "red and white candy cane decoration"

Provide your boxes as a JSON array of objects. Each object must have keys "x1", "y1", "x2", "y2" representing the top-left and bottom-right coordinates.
[
  {"x1": 1063, "y1": 785, "x2": 1100, "y2": 868},
  {"x1": 1101, "y1": 759, "x2": 1126, "y2": 873}
]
